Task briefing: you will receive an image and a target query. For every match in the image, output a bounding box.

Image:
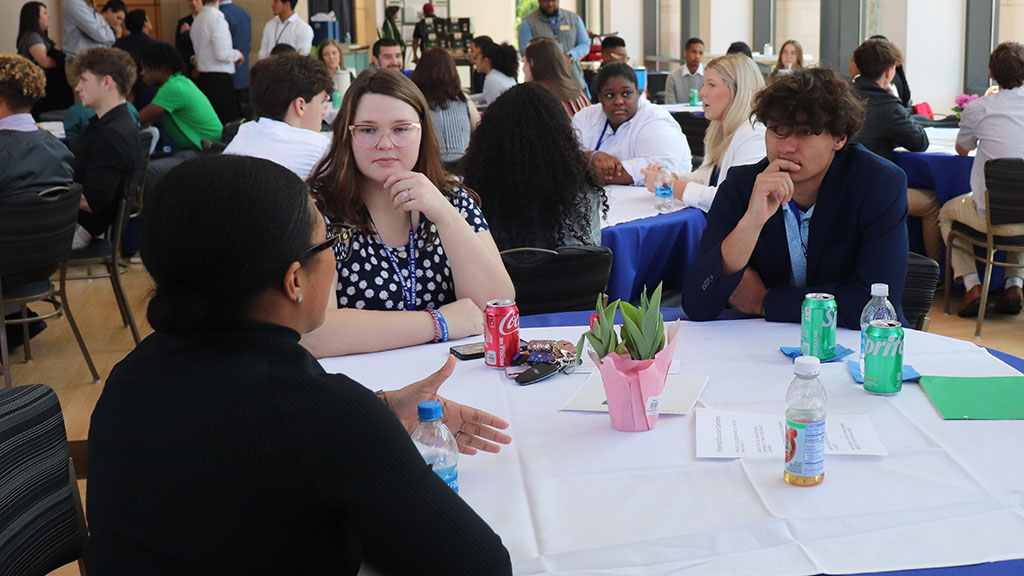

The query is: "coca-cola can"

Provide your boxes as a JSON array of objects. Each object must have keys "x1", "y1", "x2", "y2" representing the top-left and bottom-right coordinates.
[{"x1": 485, "y1": 298, "x2": 519, "y2": 367}]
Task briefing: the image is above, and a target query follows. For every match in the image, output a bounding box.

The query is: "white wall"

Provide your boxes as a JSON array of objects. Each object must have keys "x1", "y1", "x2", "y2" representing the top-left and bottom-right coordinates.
[
  {"x1": 886, "y1": 0, "x2": 965, "y2": 113},
  {"x1": 604, "y1": 0, "x2": 643, "y2": 62},
  {"x1": 2, "y1": 0, "x2": 62, "y2": 54},
  {"x1": 449, "y1": 0, "x2": 516, "y2": 44},
  {"x1": 706, "y1": 0, "x2": 751, "y2": 55}
]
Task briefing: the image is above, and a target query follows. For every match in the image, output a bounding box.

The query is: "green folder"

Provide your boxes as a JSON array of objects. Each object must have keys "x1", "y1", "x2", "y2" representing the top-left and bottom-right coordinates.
[{"x1": 919, "y1": 376, "x2": 1024, "y2": 420}]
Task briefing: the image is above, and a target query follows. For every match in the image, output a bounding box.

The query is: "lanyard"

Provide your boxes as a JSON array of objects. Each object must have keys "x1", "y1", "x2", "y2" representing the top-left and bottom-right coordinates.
[
  {"x1": 274, "y1": 19, "x2": 292, "y2": 45},
  {"x1": 373, "y1": 216, "x2": 418, "y2": 311},
  {"x1": 594, "y1": 120, "x2": 611, "y2": 154},
  {"x1": 546, "y1": 14, "x2": 559, "y2": 35}
]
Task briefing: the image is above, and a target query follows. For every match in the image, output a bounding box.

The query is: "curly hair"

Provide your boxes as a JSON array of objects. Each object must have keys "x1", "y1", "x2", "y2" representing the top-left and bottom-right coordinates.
[
  {"x1": 481, "y1": 42, "x2": 519, "y2": 78},
  {"x1": 461, "y1": 83, "x2": 607, "y2": 250},
  {"x1": 410, "y1": 48, "x2": 466, "y2": 110},
  {"x1": 0, "y1": 54, "x2": 46, "y2": 112},
  {"x1": 989, "y1": 41, "x2": 1024, "y2": 89},
  {"x1": 753, "y1": 67, "x2": 865, "y2": 145}
]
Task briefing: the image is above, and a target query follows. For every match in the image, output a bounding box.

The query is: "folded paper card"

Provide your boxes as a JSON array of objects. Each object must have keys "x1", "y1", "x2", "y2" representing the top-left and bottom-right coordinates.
[
  {"x1": 561, "y1": 371, "x2": 708, "y2": 415},
  {"x1": 919, "y1": 376, "x2": 1024, "y2": 420},
  {"x1": 695, "y1": 408, "x2": 888, "y2": 458},
  {"x1": 847, "y1": 360, "x2": 921, "y2": 384},
  {"x1": 780, "y1": 344, "x2": 855, "y2": 363}
]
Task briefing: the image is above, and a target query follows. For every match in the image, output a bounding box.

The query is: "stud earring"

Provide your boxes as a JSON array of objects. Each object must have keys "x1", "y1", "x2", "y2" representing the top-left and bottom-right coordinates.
[{"x1": 296, "y1": 294, "x2": 303, "y2": 303}]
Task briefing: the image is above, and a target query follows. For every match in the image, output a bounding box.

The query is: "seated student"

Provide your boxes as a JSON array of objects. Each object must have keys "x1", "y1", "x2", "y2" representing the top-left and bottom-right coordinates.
[
  {"x1": 468, "y1": 42, "x2": 518, "y2": 106},
  {"x1": 589, "y1": 35, "x2": 627, "y2": 102},
  {"x1": 317, "y1": 38, "x2": 355, "y2": 98},
  {"x1": 769, "y1": 39, "x2": 804, "y2": 81},
  {"x1": 726, "y1": 41, "x2": 753, "y2": 58},
  {"x1": 370, "y1": 37, "x2": 404, "y2": 72},
  {"x1": 410, "y1": 48, "x2": 480, "y2": 165},
  {"x1": 645, "y1": 54, "x2": 766, "y2": 212},
  {"x1": 138, "y1": 42, "x2": 222, "y2": 196},
  {"x1": 523, "y1": 37, "x2": 590, "y2": 117},
  {"x1": 71, "y1": 47, "x2": 146, "y2": 249},
  {"x1": 665, "y1": 37, "x2": 705, "y2": 104},
  {"x1": 224, "y1": 53, "x2": 332, "y2": 180},
  {"x1": 87, "y1": 154, "x2": 513, "y2": 573},
  {"x1": 462, "y1": 83, "x2": 606, "y2": 250},
  {"x1": 62, "y1": 97, "x2": 139, "y2": 148},
  {"x1": 940, "y1": 41, "x2": 1024, "y2": 316},
  {"x1": 113, "y1": 9, "x2": 155, "y2": 63},
  {"x1": 683, "y1": 67, "x2": 909, "y2": 329},
  {"x1": 573, "y1": 62, "x2": 688, "y2": 186},
  {"x1": 302, "y1": 69, "x2": 514, "y2": 357},
  {"x1": 269, "y1": 42, "x2": 296, "y2": 55},
  {"x1": 850, "y1": 35, "x2": 913, "y2": 110},
  {"x1": 466, "y1": 35, "x2": 492, "y2": 95}
]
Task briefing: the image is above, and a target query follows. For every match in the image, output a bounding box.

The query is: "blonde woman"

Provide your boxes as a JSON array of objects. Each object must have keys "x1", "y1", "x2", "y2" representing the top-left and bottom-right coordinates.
[
  {"x1": 645, "y1": 54, "x2": 766, "y2": 212},
  {"x1": 769, "y1": 39, "x2": 804, "y2": 81}
]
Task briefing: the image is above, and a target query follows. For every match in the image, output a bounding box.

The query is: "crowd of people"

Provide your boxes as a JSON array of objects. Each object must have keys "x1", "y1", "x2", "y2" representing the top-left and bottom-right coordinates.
[{"x1": 3, "y1": 0, "x2": 1024, "y2": 570}]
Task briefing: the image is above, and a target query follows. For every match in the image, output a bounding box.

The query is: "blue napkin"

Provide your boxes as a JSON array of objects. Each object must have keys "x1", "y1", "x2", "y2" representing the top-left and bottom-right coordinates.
[
  {"x1": 847, "y1": 360, "x2": 921, "y2": 384},
  {"x1": 779, "y1": 344, "x2": 855, "y2": 363}
]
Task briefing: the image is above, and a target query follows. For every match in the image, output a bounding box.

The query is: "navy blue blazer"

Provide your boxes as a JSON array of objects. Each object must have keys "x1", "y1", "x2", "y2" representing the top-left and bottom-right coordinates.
[
  {"x1": 220, "y1": 1, "x2": 252, "y2": 90},
  {"x1": 683, "y1": 143, "x2": 909, "y2": 329}
]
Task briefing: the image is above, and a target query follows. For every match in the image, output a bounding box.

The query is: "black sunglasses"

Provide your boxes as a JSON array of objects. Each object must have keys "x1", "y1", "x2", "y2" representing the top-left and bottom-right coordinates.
[{"x1": 306, "y1": 224, "x2": 355, "y2": 262}]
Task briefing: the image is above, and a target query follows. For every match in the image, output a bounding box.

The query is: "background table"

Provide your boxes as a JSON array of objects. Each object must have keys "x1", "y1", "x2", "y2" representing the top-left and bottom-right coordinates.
[
  {"x1": 323, "y1": 320, "x2": 1024, "y2": 575},
  {"x1": 601, "y1": 185, "x2": 707, "y2": 303}
]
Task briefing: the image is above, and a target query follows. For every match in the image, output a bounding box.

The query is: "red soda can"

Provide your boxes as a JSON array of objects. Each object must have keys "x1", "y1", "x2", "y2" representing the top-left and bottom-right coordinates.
[{"x1": 485, "y1": 298, "x2": 519, "y2": 367}]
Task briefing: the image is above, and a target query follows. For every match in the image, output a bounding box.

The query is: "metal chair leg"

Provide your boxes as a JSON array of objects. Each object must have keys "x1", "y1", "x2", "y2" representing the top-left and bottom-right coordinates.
[
  {"x1": 943, "y1": 239, "x2": 953, "y2": 315},
  {"x1": 976, "y1": 251, "x2": 995, "y2": 339},
  {"x1": 109, "y1": 260, "x2": 140, "y2": 344},
  {"x1": 60, "y1": 266, "x2": 101, "y2": 383},
  {"x1": 20, "y1": 304, "x2": 32, "y2": 362},
  {"x1": 0, "y1": 294, "x2": 10, "y2": 389}
]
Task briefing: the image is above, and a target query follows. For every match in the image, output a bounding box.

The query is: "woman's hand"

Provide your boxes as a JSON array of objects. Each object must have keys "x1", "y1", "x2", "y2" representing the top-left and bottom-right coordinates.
[
  {"x1": 438, "y1": 299, "x2": 484, "y2": 340},
  {"x1": 591, "y1": 152, "x2": 625, "y2": 183},
  {"x1": 384, "y1": 171, "x2": 457, "y2": 227},
  {"x1": 387, "y1": 355, "x2": 512, "y2": 455},
  {"x1": 642, "y1": 163, "x2": 662, "y2": 193}
]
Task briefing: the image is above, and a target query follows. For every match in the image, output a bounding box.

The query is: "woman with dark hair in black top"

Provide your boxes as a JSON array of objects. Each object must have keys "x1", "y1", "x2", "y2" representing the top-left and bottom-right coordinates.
[{"x1": 87, "y1": 155, "x2": 512, "y2": 574}]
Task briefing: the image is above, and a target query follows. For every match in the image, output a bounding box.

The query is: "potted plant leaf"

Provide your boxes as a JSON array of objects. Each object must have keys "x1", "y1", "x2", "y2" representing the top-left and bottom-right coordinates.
[{"x1": 576, "y1": 283, "x2": 680, "y2": 432}]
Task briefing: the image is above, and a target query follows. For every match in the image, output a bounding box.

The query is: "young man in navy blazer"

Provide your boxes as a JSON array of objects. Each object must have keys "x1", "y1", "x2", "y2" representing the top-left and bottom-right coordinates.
[{"x1": 684, "y1": 67, "x2": 909, "y2": 329}]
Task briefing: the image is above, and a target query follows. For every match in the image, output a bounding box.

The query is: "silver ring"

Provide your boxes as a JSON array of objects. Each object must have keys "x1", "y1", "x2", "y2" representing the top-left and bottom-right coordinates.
[{"x1": 455, "y1": 430, "x2": 463, "y2": 441}]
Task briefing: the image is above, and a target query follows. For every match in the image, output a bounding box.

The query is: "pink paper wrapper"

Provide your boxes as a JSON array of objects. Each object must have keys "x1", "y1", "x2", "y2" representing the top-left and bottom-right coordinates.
[{"x1": 591, "y1": 323, "x2": 680, "y2": 432}]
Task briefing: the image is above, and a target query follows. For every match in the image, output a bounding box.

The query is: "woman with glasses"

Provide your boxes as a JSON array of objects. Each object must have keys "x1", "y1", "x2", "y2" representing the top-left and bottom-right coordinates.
[
  {"x1": 643, "y1": 54, "x2": 766, "y2": 212},
  {"x1": 304, "y1": 69, "x2": 514, "y2": 357},
  {"x1": 572, "y1": 62, "x2": 689, "y2": 186},
  {"x1": 88, "y1": 154, "x2": 512, "y2": 573}
]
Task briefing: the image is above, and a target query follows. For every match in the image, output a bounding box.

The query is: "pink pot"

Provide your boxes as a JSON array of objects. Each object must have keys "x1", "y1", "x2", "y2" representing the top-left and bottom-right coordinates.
[{"x1": 593, "y1": 329, "x2": 678, "y2": 432}]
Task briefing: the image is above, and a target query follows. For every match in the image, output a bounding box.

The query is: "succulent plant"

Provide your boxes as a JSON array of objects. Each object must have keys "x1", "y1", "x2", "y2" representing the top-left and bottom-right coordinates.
[{"x1": 575, "y1": 283, "x2": 666, "y2": 364}]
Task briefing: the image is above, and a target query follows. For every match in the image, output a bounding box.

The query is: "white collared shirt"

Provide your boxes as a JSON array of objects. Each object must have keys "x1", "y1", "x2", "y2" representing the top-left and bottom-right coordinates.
[
  {"x1": 664, "y1": 62, "x2": 704, "y2": 104},
  {"x1": 223, "y1": 117, "x2": 331, "y2": 180},
  {"x1": 191, "y1": 6, "x2": 243, "y2": 74},
  {"x1": 258, "y1": 13, "x2": 314, "y2": 59},
  {"x1": 956, "y1": 86, "x2": 1024, "y2": 217},
  {"x1": 572, "y1": 97, "x2": 690, "y2": 186}
]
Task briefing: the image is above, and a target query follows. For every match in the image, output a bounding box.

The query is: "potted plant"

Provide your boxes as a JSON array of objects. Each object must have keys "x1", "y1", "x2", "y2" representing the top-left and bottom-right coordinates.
[{"x1": 576, "y1": 284, "x2": 680, "y2": 432}]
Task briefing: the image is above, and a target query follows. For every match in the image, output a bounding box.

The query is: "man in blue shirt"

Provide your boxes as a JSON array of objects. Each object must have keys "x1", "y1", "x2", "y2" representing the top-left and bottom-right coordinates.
[
  {"x1": 684, "y1": 67, "x2": 909, "y2": 329},
  {"x1": 517, "y1": 0, "x2": 589, "y2": 90},
  {"x1": 219, "y1": 0, "x2": 252, "y2": 116}
]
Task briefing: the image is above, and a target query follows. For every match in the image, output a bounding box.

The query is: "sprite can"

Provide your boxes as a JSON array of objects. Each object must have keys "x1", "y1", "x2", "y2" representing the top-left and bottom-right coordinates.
[
  {"x1": 689, "y1": 88, "x2": 699, "y2": 106},
  {"x1": 801, "y1": 293, "x2": 837, "y2": 360},
  {"x1": 863, "y1": 319, "x2": 904, "y2": 395}
]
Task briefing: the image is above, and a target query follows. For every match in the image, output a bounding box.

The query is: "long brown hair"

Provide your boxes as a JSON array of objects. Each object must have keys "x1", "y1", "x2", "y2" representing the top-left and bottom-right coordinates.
[
  {"x1": 524, "y1": 37, "x2": 580, "y2": 102},
  {"x1": 410, "y1": 48, "x2": 466, "y2": 110},
  {"x1": 307, "y1": 69, "x2": 469, "y2": 235}
]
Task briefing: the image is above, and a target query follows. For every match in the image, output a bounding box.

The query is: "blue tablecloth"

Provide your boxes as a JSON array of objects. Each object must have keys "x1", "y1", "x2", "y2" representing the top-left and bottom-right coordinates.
[
  {"x1": 892, "y1": 150, "x2": 974, "y2": 205},
  {"x1": 600, "y1": 207, "x2": 707, "y2": 302}
]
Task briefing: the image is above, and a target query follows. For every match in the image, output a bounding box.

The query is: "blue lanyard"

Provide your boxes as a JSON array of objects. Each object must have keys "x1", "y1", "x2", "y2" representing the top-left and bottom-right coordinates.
[
  {"x1": 546, "y1": 14, "x2": 559, "y2": 35},
  {"x1": 274, "y1": 19, "x2": 292, "y2": 45},
  {"x1": 374, "y1": 216, "x2": 418, "y2": 311},
  {"x1": 594, "y1": 120, "x2": 610, "y2": 153}
]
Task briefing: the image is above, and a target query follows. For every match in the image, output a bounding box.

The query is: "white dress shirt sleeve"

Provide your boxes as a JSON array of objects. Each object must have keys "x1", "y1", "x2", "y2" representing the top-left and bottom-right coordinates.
[
  {"x1": 212, "y1": 17, "x2": 244, "y2": 64},
  {"x1": 680, "y1": 121, "x2": 767, "y2": 212},
  {"x1": 295, "y1": 21, "x2": 315, "y2": 55},
  {"x1": 258, "y1": 19, "x2": 275, "y2": 59}
]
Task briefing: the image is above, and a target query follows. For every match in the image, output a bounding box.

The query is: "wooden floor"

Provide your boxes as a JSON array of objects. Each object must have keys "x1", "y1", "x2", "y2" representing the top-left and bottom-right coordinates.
[{"x1": 4, "y1": 263, "x2": 1018, "y2": 576}]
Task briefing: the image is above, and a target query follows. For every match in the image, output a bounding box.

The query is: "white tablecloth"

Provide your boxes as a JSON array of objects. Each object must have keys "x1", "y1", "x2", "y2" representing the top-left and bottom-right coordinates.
[
  {"x1": 602, "y1": 184, "x2": 683, "y2": 228},
  {"x1": 321, "y1": 320, "x2": 1024, "y2": 575}
]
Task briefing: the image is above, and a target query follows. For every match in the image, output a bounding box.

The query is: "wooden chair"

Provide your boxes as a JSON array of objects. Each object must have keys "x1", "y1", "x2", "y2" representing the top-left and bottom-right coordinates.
[{"x1": 943, "y1": 158, "x2": 1024, "y2": 337}]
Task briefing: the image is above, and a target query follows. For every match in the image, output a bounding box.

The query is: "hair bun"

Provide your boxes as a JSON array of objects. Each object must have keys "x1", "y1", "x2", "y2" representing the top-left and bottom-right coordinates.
[{"x1": 146, "y1": 284, "x2": 212, "y2": 338}]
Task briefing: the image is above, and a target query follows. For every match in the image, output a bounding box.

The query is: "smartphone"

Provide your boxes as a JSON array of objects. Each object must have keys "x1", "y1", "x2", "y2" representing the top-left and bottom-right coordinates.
[{"x1": 450, "y1": 342, "x2": 485, "y2": 360}]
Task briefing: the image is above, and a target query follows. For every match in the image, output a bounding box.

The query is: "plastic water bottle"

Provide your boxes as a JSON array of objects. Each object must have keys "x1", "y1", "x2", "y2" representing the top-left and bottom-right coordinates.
[
  {"x1": 784, "y1": 356, "x2": 826, "y2": 487},
  {"x1": 410, "y1": 400, "x2": 459, "y2": 493},
  {"x1": 344, "y1": 32, "x2": 351, "y2": 44},
  {"x1": 654, "y1": 167, "x2": 674, "y2": 214},
  {"x1": 859, "y1": 283, "x2": 898, "y2": 375}
]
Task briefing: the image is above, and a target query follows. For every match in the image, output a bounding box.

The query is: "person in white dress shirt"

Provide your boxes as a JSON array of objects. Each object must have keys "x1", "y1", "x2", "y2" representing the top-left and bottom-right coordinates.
[
  {"x1": 224, "y1": 54, "x2": 332, "y2": 180},
  {"x1": 645, "y1": 54, "x2": 766, "y2": 212},
  {"x1": 572, "y1": 62, "x2": 688, "y2": 186},
  {"x1": 191, "y1": 0, "x2": 243, "y2": 122},
  {"x1": 257, "y1": 0, "x2": 314, "y2": 59},
  {"x1": 939, "y1": 41, "x2": 1024, "y2": 317},
  {"x1": 665, "y1": 37, "x2": 704, "y2": 104}
]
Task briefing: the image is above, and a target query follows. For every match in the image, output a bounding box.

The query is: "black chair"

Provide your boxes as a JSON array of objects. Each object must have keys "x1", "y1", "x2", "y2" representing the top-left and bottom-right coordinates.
[
  {"x1": 943, "y1": 157, "x2": 1024, "y2": 337},
  {"x1": 500, "y1": 246, "x2": 613, "y2": 316},
  {"x1": 671, "y1": 111, "x2": 709, "y2": 170},
  {"x1": 0, "y1": 185, "x2": 99, "y2": 389},
  {"x1": 64, "y1": 131, "x2": 152, "y2": 345},
  {"x1": 646, "y1": 71, "x2": 669, "y2": 104},
  {"x1": 0, "y1": 384, "x2": 90, "y2": 575},
  {"x1": 902, "y1": 251, "x2": 939, "y2": 331}
]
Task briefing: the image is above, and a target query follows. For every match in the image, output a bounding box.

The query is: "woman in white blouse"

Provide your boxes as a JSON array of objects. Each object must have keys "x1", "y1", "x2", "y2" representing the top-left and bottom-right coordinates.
[
  {"x1": 645, "y1": 54, "x2": 766, "y2": 212},
  {"x1": 468, "y1": 42, "x2": 518, "y2": 106}
]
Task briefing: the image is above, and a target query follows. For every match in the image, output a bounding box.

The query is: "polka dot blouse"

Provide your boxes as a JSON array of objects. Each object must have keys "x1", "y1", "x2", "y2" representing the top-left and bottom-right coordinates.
[{"x1": 331, "y1": 188, "x2": 489, "y2": 311}]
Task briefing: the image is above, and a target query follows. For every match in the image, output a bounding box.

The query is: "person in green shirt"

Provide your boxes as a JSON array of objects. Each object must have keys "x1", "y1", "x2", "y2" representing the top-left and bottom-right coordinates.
[{"x1": 138, "y1": 42, "x2": 222, "y2": 198}]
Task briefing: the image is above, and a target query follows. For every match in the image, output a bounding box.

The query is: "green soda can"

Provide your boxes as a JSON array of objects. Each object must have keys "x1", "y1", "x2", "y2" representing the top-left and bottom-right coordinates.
[
  {"x1": 689, "y1": 88, "x2": 699, "y2": 106},
  {"x1": 801, "y1": 293, "x2": 838, "y2": 360},
  {"x1": 863, "y1": 319, "x2": 904, "y2": 395}
]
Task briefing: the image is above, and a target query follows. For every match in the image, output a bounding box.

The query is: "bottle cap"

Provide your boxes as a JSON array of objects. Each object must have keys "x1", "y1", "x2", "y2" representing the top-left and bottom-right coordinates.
[
  {"x1": 417, "y1": 400, "x2": 443, "y2": 421},
  {"x1": 871, "y1": 283, "x2": 889, "y2": 297},
  {"x1": 794, "y1": 355, "x2": 820, "y2": 376}
]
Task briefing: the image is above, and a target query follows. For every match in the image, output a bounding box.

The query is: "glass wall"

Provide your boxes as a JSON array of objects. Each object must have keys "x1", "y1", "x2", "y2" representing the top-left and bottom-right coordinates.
[{"x1": 776, "y1": 0, "x2": 820, "y2": 64}]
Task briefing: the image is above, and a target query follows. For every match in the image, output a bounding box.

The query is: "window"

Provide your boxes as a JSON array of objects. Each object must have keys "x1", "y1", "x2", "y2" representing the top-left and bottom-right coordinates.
[{"x1": 659, "y1": 0, "x2": 682, "y2": 64}]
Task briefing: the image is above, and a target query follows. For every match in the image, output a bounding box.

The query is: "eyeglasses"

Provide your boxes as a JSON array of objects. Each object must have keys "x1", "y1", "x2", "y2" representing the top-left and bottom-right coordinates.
[
  {"x1": 305, "y1": 223, "x2": 355, "y2": 262},
  {"x1": 348, "y1": 123, "x2": 422, "y2": 148},
  {"x1": 766, "y1": 125, "x2": 823, "y2": 139},
  {"x1": 600, "y1": 89, "x2": 637, "y2": 102}
]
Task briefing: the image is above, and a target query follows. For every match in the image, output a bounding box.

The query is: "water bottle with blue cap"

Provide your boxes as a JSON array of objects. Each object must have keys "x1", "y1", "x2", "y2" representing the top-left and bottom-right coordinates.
[{"x1": 410, "y1": 400, "x2": 459, "y2": 492}]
